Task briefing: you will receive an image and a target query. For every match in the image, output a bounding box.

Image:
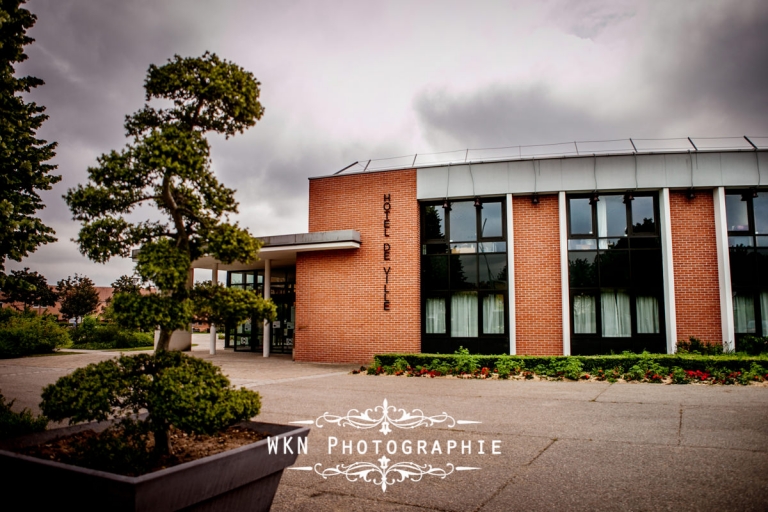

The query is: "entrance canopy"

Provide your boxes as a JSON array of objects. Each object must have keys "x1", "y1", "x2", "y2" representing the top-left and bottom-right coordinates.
[{"x1": 191, "y1": 229, "x2": 361, "y2": 271}]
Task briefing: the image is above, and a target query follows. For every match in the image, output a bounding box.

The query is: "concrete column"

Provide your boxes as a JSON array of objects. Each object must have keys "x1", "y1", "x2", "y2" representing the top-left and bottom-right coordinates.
[
  {"x1": 506, "y1": 193, "x2": 516, "y2": 354},
  {"x1": 559, "y1": 191, "x2": 571, "y2": 355},
  {"x1": 209, "y1": 262, "x2": 219, "y2": 355},
  {"x1": 659, "y1": 188, "x2": 677, "y2": 354},
  {"x1": 713, "y1": 187, "x2": 735, "y2": 351},
  {"x1": 263, "y1": 259, "x2": 271, "y2": 358}
]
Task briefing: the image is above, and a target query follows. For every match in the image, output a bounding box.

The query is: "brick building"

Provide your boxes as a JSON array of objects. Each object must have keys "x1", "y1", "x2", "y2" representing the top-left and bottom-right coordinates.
[{"x1": 193, "y1": 138, "x2": 767, "y2": 363}]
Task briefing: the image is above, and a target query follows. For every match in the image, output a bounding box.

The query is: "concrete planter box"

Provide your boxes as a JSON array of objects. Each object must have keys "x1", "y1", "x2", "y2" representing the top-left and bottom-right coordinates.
[{"x1": 0, "y1": 420, "x2": 308, "y2": 512}]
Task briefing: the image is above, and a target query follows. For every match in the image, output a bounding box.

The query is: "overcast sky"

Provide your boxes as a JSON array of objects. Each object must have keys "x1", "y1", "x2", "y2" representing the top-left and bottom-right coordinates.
[{"x1": 8, "y1": 0, "x2": 768, "y2": 285}]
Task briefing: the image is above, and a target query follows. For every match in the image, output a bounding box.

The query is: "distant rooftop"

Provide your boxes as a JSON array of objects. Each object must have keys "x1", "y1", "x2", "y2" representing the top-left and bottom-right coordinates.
[{"x1": 334, "y1": 136, "x2": 768, "y2": 176}]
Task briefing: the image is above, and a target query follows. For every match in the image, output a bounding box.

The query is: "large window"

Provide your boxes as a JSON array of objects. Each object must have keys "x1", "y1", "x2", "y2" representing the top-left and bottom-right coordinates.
[
  {"x1": 421, "y1": 198, "x2": 508, "y2": 354},
  {"x1": 225, "y1": 268, "x2": 295, "y2": 353},
  {"x1": 567, "y1": 192, "x2": 666, "y2": 354},
  {"x1": 726, "y1": 190, "x2": 768, "y2": 339}
]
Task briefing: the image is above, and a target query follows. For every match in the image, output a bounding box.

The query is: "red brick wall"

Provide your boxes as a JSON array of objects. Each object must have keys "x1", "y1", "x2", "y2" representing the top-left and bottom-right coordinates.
[
  {"x1": 513, "y1": 194, "x2": 563, "y2": 355},
  {"x1": 669, "y1": 190, "x2": 722, "y2": 345},
  {"x1": 295, "y1": 170, "x2": 420, "y2": 363}
]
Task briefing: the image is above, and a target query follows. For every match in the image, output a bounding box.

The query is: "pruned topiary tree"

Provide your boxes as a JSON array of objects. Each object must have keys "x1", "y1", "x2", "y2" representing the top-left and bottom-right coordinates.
[{"x1": 64, "y1": 52, "x2": 275, "y2": 351}]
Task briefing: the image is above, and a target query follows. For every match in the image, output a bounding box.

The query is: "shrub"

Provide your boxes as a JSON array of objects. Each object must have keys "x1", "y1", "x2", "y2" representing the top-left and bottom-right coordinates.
[
  {"x1": 737, "y1": 336, "x2": 768, "y2": 356},
  {"x1": 0, "y1": 312, "x2": 70, "y2": 358},
  {"x1": 0, "y1": 391, "x2": 48, "y2": 439},
  {"x1": 453, "y1": 347, "x2": 478, "y2": 374},
  {"x1": 548, "y1": 358, "x2": 583, "y2": 380},
  {"x1": 676, "y1": 336, "x2": 724, "y2": 356},
  {"x1": 392, "y1": 357, "x2": 410, "y2": 373},
  {"x1": 670, "y1": 366, "x2": 689, "y2": 384},
  {"x1": 69, "y1": 316, "x2": 153, "y2": 350},
  {"x1": 40, "y1": 351, "x2": 261, "y2": 463}
]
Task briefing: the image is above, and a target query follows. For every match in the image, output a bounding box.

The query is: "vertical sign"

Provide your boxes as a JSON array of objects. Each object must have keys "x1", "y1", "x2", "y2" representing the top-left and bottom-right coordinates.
[{"x1": 383, "y1": 194, "x2": 392, "y2": 311}]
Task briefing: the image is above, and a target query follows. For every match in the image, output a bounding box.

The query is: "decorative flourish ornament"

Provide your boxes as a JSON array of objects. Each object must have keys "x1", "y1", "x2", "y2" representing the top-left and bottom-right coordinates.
[
  {"x1": 308, "y1": 398, "x2": 474, "y2": 435},
  {"x1": 313, "y1": 459, "x2": 479, "y2": 492}
]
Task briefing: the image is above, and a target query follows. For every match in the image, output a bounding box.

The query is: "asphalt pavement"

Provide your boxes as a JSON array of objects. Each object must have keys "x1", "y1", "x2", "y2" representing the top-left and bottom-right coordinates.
[{"x1": 1, "y1": 335, "x2": 766, "y2": 511}]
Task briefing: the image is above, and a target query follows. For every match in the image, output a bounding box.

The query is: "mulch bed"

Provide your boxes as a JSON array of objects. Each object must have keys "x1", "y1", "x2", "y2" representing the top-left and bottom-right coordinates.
[{"x1": 18, "y1": 425, "x2": 266, "y2": 476}]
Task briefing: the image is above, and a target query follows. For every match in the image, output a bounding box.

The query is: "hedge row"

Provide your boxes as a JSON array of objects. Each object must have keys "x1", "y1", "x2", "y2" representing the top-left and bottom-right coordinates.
[
  {"x1": 370, "y1": 352, "x2": 768, "y2": 385},
  {"x1": 374, "y1": 353, "x2": 765, "y2": 372},
  {"x1": 69, "y1": 317, "x2": 153, "y2": 350}
]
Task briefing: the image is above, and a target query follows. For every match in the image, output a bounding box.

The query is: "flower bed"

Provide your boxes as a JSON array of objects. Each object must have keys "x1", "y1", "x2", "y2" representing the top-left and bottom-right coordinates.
[{"x1": 361, "y1": 350, "x2": 768, "y2": 385}]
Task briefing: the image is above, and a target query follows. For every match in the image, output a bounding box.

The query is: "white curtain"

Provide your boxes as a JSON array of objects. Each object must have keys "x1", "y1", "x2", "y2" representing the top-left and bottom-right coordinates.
[
  {"x1": 733, "y1": 293, "x2": 755, "y2": 333},
  {"x1": 573, "y1": 294, "x2": 596, "y2": 334},
  {"x1": 636, "y1": 296, "x2": 660, "y2": 334},
  {"x1": 426, "y1": 298, "x2": 446, "y2": 334},
  {"x1": 482, "y1": 294, "x2": 504, "y2": 334},
  {"x1": 451, "y1": 292, "x2": 478, "y2": 337},
  {"x1": 596, "y1": 200, "x2": 608, "y2": 249},
  {"x1": 601, "y1": 290, "x2": 631, "y2": 337},
  {"x1": 761, "y1": 291, "x2": 768, "y2": 334}
]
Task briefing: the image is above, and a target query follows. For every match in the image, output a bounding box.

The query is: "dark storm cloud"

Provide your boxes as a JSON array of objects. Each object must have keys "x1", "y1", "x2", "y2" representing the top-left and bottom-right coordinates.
[
  {"x1": 646, "y1": 1, "x2": 768, "y2": 135},
  {"x1": 20, "y1": 1, "x2": 199, "y2": 151},
  {"x1": 413, "y1": 85, "x2": 630, "y2": 149},
  {"x1": 8, "y1": 0, "x2": 767, "y2": 286},
  {"x1": 414, "y1": 0, "x2": 768, "y2": 150}
]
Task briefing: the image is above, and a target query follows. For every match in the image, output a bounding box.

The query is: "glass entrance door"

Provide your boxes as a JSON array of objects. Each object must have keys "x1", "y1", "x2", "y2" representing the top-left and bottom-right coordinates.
[{"x1": 228, "y1": 267, "x2": 295, "y2": 354}]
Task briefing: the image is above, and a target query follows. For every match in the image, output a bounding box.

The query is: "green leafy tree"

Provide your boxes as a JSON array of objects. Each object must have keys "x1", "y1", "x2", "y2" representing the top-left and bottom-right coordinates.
[
  {"x1": 56, "y1": 274, "x2": 100, "y2": 325},
  {"x1": 0, "y1": 0, "x2": 60, "y2": 285},
  {"x1": 1, "y1": 267, "x2": 57, "y2": 311},
  {"x1": 65, "y1": 52, "x2": 275, "y2": 351},
  {"x1": 110, "y1": 274, "x2": 141, "y2": 295}
]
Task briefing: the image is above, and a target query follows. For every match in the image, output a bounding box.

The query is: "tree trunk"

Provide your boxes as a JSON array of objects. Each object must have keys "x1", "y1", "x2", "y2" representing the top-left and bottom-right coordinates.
[
  {"x1": 153, "y1": 424, "x2": 172, "y2": 457},
  {"x1": 156, "y1": 328, "x2": 172, "y2": 352}
]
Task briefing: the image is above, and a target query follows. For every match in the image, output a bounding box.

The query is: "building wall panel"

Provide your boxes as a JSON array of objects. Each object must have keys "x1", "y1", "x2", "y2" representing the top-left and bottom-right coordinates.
[
  {"x1": 513, "y1": 194, "x2": 563, "y2": 355},
  {"x1": 669, "y1": 190, "x2": 723, "y2": 345},
  {"x1": 295, "y1": 170, "x2": 420, "y2": 363}
]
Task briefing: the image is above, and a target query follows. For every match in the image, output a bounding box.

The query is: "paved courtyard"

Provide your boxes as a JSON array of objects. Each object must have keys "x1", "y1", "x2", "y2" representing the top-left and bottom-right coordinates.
[{"x1": 1, "y1": 336, "x2": 766, "y2": 511}]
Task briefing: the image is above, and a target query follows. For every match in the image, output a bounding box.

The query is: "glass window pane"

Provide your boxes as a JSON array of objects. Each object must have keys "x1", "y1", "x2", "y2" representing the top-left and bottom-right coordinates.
[
  {"x1": 729, "y1": 247, "x2": 754, "y2": 286},
  {"x1": 423, "y1": 244, "x2": 448, "y2": 255},
  {"x1": 425, "y1": 298, "x2": 446, "y2": 334},
  {"x1": 482, "y1": 294, "x2": 505, "y2": 334},
  {"x1": 733, "y1": 292, "x2": 756, "y2": 333},
  {"x1": 601, "y1": 290, "x2": 631, "y2": 337},
  {"x1": 755, "y1": 194, "x2": 768, "y2": 234},
  {"x1": 599, "y1": 250, "x2": 630, "y2": 287},
  {"x1": 629, "y1": 237, "x2": 660, "y2": 249},
  {"x1": 569, "y1": 251, "x2": 598, "y2": 287},
  {"x1": 450, "y1": 201, "x2": 477, "y2": 242},
  {"x1": 631, "y1": 196, "x2": 656, "y2": 233},
  {"x1": 636, "y1": 296, "x2": 660, "y2": 334},
  {"x1": 450, "y1": 243, "x2": 477, "y2": 254},
  {"x1": 422, "y1": 256, "x2": 448, "y2": 291},
  {"x1": 729, "y1": 236, "x2": 753, "y2": 248},
  {"x1": 450, "y1": 255, "x2": 478, "y2": 289},
  {"x1": 757, "y1": 236, "x2": 768, "y2": 247},
  {"x1": 479, "y1": 241, "x2": 507, "y2": 253},
  {"x1": 568, "y1": 239, "x2": 597, "y2": 250},
  {"x1": 573, "y1": 294, "x2": 596, "y2": 334},
  {"x1": 480, "y1": 202, "x2": 502, "y2": 238},
  {"x1": 725, "y1": 194, "x2": 749, "y2": 231},
  {"x1": 451, "y1": 292, "x2": 478, "y2": 337},
  {"x1": 757, "y1": 249, "x2": 768, "y2": 287},
  {"x1": 230, "y1": 273, "x2": 243, "y2": 285},
  {"x1": 631, "y1": 250, "x2": 663, "y2": 288},
  {"x1": 598, "y1": 238, "x2": 627, "y2": 250},
  {"x1": 246, "y1": 273, "x2": 254, "y2": 284},
  {"x1": 423, "y1": 205, "x2": 445, "y2": 239},
  {"x1": 569, "y1": 198, "x2": 593, "y2": 235},
  {"x1": 479, "y1": 254, "x2": 508, "y2": 289},
  {"x1": 597, "y1": 195, "x2": 627, "y2": 237},
  {"x1": 761, "y1": 291, "x2": 768, "y2": 335}
]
